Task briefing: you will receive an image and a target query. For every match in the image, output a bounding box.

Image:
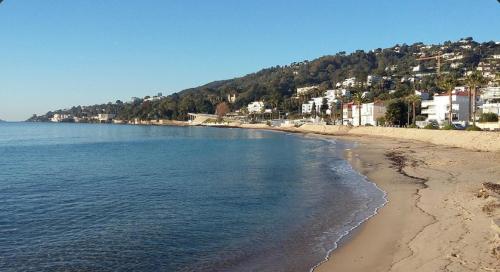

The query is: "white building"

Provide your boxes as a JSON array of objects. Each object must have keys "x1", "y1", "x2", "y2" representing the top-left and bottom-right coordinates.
[
  {"x1": 420, "y1": 91, "x2": 470, "y2": 124},
  {"x1": 51, "y1": 114, "x2": 72, "y2": 122},
  {"x1": 97, "y1": 113, "x2": 116, "y2": 123},
  {"x1": 325, "y1": 89, "x2": 350, "y2": 98},
  {"x1": 247, "y1": 101, "x2": 265, "y2": 113},
  {"x1": 296, "y1": 85, "x2": 319, "y2": 95},
  {"x1": 302, "y1": 97, "x2": 326, "y2": 114},
  {"x1": 302, "y1": 103, "x2": 313, "y2": 114},
  {"x1": 351, "y1": 102, "x2": 386, "y2": 126},
  {"x1": 366, "y1": 75, "x2": 381, "y2": 86},
  {"x1": 341, "y1": 77, "x2": 357, "y2": 87},
  {"x1": 480, "y1": 86, "x2": 500, "y2": 115},
  {"x1": 145, "y1": 93, "x2": 165, "y2": 102},
  {"x1": 342, "y1": 103, "x2": 354, "y2": 125},
  {"x1": 227, "y1": 94, "x2": 237, "y2": 103}
]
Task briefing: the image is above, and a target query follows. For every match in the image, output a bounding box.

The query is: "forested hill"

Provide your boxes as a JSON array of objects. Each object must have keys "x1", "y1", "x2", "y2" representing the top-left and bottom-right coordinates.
[{"x1": 28, "y1": 38, "x2": 499, "y2": 122}]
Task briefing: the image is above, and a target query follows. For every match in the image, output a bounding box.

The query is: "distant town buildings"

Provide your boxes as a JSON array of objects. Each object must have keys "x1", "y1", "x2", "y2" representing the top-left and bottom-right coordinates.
[
  {"x1": 97, "y1": 113, "x2": 116, "y2": 123},
  {"x1": 50, "y1": 114, "x2": 72, "y2": 122}
]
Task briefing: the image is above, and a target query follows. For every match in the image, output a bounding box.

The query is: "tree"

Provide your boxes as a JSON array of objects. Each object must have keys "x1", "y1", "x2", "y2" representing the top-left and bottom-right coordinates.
[
  {"x1": 352, "y1": 92, "x2": 364, "y2": 126},
  {"x1": 320, "y1": 98, "x2": 329, "y2": 117},
  {"x1": 405, "y1": 94, "x2": 421, "y2": 126},
  {"x1": 215, "y1": 102, "x2": 230, "y2": 119},
  {"x1": 438, "y1": 75, "x2": 457, "y2": 125},
  {"x1": 464, "y1": 71, "x2": 487, "y2": 126},
  {"x1": 311, "y1": 102, "x2": 317, "y2": 118},
  {"x1": 385, "y1": 99, "x2": 408, "y2": 126}
]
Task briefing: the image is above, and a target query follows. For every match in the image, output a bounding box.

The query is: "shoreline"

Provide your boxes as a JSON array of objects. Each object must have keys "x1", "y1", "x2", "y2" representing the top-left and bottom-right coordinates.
[
  {"x1": 228, "y1": 124, "x2": 500, "y2": 271},
  {"x1": 297, "y1": 132, "x2": 499, "y2": 271},
  {"x1": 313, "y1": 135, "x2": 433, "y2": 272}
]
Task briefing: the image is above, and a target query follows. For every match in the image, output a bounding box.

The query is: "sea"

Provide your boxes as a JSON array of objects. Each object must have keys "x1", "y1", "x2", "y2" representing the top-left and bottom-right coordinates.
[{"x1": 0, "y1": 122, "x2": 386, "y2": 272}]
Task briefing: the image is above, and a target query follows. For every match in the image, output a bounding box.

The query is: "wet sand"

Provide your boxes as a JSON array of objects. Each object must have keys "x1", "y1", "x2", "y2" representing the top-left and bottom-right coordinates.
[{"x1": 314, "y1": 135, "x2": 500, "y2": 272}]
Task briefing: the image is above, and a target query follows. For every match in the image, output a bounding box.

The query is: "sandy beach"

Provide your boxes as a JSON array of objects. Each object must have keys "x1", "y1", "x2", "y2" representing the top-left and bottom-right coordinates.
[{"x1": 309, "y1": 134, "x2": 500, "y2": 272}]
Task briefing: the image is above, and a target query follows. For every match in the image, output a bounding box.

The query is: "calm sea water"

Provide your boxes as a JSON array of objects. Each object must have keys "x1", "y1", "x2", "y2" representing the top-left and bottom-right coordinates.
[{"x1": 0, "y1": 122, "x2": 386, "y2": 272}]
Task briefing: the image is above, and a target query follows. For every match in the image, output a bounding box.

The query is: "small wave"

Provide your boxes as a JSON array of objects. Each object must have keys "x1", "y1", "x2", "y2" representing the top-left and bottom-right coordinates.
[{"x1": 310, "y1": 148, "x2": 388, "y2": 272}]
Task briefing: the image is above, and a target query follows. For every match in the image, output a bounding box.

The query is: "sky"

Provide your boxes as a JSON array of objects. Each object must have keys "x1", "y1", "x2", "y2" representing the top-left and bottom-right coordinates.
[{"x1": 0, "y1": 0, "x2": 499, "y2": 121}]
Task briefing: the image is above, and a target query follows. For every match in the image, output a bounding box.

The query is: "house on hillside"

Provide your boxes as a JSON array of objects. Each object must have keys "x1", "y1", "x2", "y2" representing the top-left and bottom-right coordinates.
[
  {"x1": 227, "y1": 93, "x2": 237, "y2": 103},
  {"x1": 352, "y1": 102, "x2": 386, "y2": 126},
  {"x1": 366, "y1": 75, "x2": 381, "y2": 86},
  {"x1": 247, "y1": 101, "x2": 265, "y2": 113},
  {"x1": 296, "y1": 85, "x2": 319, "y2": 96}
]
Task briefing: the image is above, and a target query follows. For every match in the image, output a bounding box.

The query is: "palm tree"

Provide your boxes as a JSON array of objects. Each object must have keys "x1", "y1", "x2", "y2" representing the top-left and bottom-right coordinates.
[
  {"x1": 406, "y1": 94, "x2": 422, "y2": 126},
  {"x1": 352, "y1": 92, "x2": 364, "y2": 126},
  {"x1": 438, "y1": 75, "x2": 457, "y2": 125},
  {"x1": 464, "y1": 71, "x2": 487, "y2": 127},
  {"x1": 336, "y1": 94, "x2": 344, "y2": 125}
]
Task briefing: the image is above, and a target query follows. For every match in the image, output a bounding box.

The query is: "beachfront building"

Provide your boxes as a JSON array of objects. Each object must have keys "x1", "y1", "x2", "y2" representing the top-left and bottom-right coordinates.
[
  {"x1": 351, "y1": 102, "x2": 386, "y2": 126},
  {"x1": 97, "y1": 113, "x2": 116, "y2": 123},
  {"x1": 420, "y1": 91, "x2": 470, "y2": 124},
  {"x1": 247, "y1": 101, "x2": 265, "y2": 113},
  {"x1": 479, "y1": 86, "x2": 500, "y2": 115},
  {"x1": 301, "y1": 97, "x2": 323, "y2": 114},
  {"x1": 342, "y1": 103, "x2": 353, "y2": 125},
  {"x1": 301, "y1": 102, "x2": 313, "y2": 114}
]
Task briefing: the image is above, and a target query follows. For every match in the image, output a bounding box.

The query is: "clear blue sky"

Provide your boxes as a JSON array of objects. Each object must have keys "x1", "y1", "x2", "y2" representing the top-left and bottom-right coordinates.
[{"x1": 1, "y1": 0, "x2": 499, "y2": 121}]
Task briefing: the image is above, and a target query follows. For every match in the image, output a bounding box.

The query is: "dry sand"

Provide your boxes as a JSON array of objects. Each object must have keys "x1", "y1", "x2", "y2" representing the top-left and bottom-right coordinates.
[{"x1": 314, "y1": 135, "x2": 500, "y2": 272}]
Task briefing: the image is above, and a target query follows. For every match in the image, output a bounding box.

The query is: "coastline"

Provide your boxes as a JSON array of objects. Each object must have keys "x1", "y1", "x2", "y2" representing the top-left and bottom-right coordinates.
[
  {"x1": 23, "y1": 122, "x2": 500, "y2": 271},
  {"x1": 230, "y1": 124, "x2": 500, "y2": 271}
]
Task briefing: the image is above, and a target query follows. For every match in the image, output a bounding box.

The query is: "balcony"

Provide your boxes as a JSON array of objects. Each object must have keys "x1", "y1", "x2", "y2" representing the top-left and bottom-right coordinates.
[
  {"x1": 421, "y1": 100, "x2": 434, "y2": 107},
  {"x1": 421, "y1": 108, "x2": 435, "y2": 115}
]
